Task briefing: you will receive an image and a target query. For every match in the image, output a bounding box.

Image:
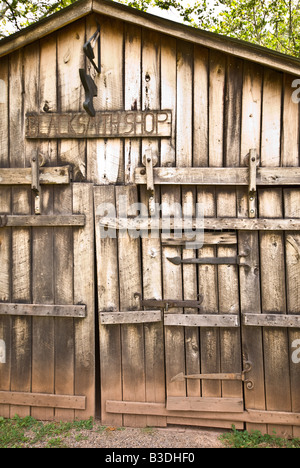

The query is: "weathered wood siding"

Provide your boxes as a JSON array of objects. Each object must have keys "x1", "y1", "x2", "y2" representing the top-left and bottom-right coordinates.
[
  {"x1": 0, "y1": 11, "x2": 300, "y2": 433},
  {"x1": 0, "y1": 14, "x2": 298, "y2": 176}
]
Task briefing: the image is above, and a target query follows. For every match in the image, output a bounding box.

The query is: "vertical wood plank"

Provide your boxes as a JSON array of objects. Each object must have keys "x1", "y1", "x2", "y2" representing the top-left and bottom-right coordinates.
[
  {"x1": 259, "y1": 188, "x2": 292, "y2": 437},
  {"x1": 209, "y1": 50, "x2": 225, "y2": 167},
  {"x1": 88, "y1": 15, "x2": 123, "y2": 184},
  {"x1": 140, "y1": 30, "x2": 166, "y2": 427},
  {"x1": 124, "y1": 23, "x2": 141, "y2": 185},
  {"x1": 73, "y1": 183, "x2": 95, "y2": 420},
  {"x1": 53, "y1": 186, "x2": 74, "y2": 421},
  {"x1": 238, "y1": 190, "x2": 266, "y2": 433},
  {"x1": 57, "y1": 19, "x2": 86, "y2": 181},
  {"x1": 31, "y1": 187, "x2": 55, "y2": 421},
  {"x1": 161, "y1": 35, "x2": 176, "y2": 167},
  {"x1": 176, "y1": 40, "x2": 193, "y2": 167},
  {"x1": 182, "y1": 186, "x2": 200, "y2": 398},
  {"x1": 140, "y1": 186, "x2": 166, "y2": 427},
  {"x1": 39, "y1": 34, "x2": 58, "y2": 166},
  {"x1": 193, "y1": 46, "x2": 208, "y2": 167},
  {"x1": 94, "y1": 185, "x2": 122, "y2": 426},
  {"x1": 281, "y1": 74, "x2": 299, "y2": 167},
  {"x1": 196, "y1": 187, "x2": 220, "y2": 400},
  {"x1": 284, "y1": 189, "x2": 300, "y2": 438},
  {"x1": 9, "y1": 47, "x2": 32, "y2": 419},
  {"x1": 0, "y1": 56, "x2": 8, "y2": 167},
  {"x1": 224, "y1": 56, "x2": 243, "y2": 167},
  {"x1": 116, "y1": 185, "x2": 146, "y2": 427},
  {"x1": 216, "y1": 188, "x2": 242, "y2": 400},
  {"x1": 239, "y1": 57, "x2": 266, "y2": 432},
  {"x1": 241, "y1": 62, "x2": 262, "y2": 164},
  {"x1": 261, "y1": 69, "x2": 282, "y2": 167},
  {"x1": 142, "y1": 28, "x2": 160, "y2": 171},
  {"x1": 0, "y1": 65, "x2": 11, "y2": 416},
  {"x1": 162, "y1": 186, "x2": 185, "y2": 398}
]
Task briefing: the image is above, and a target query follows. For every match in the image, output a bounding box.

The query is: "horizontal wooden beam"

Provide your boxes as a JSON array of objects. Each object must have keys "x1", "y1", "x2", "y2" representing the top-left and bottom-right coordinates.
[
  {"x1": 164, "y1": 314, "x2": 239, "y2": 328},
  {"x1": 0, "y1": 215, "x2": 85, "y2": 227},
  {"x1": 0, "y1": 391, "x2": 86, "y2": 410},
  {"x1": 106, "y1": 400, "x2": 300, "y2": 426},
  {"x1": 167, "y1": 396, "x2": 243, "y2": 413},
  {"x1": 243, "y1": 313, "x2": 300, "y2": 328},
  {"x1": 0, "y1": 303, "x2": 86, "y2": 318},
  {"x1": 135, "y1": 166, "x2": 300, "y2": 186},
  {"x1": 97, "y1": 216, "x2": 300, "y2": 231},
  {"x1": 0, "y1": 166, "x2": 71, "y2": 185},
  {"x1": 99, "y1": 310, "x2": 162, "y2": 324}
]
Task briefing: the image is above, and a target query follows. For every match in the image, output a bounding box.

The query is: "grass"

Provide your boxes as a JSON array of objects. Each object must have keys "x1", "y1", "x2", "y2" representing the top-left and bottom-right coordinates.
[
  {"x1": 0, "y1": 415, "x2": 95, "y2": 448},
  {"x1": 220, "y1": 425, "x2": 300, "y2": 448}
]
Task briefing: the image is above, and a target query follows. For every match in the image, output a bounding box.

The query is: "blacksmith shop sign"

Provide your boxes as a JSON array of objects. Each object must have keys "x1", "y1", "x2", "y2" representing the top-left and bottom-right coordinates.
[{"x1": 26, "y1": 110, "x2": 172, "y2": 139}]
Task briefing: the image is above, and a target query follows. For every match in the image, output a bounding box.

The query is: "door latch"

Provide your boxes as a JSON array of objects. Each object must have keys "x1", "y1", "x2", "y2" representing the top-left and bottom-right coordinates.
[
  {"x1": 171, "y1": 361, "x2": 254, "y2": 390},
  {"x1": 142, "y1": 148, "x2": 158, "y2": 215},
  {"x1": 167, "y1": 248, "x2": 251, "y2": 269}
]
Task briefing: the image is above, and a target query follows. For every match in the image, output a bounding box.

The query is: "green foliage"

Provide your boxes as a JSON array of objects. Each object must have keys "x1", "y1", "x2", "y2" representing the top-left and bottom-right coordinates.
[
  {"x1": 220, "y1": 425, "x2": 300, "y2": 448},
  {"x1": 0, "y1": 0, "x2": 77, "y2": 37}
]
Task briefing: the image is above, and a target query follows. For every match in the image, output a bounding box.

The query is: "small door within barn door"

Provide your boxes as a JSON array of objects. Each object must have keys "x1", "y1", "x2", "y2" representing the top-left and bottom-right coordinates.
[
  {"x1": 0, "y1": 181, "x2": 95, "y2": 421},
  {"x1": 163, "y1": 218, "x2": 245, "y2": 428}
]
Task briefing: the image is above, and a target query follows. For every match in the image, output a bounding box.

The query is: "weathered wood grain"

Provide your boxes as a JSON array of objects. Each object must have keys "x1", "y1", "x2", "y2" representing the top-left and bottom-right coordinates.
[{"x1": 0, "y1": 303, "x2": 86, "y2": 318}]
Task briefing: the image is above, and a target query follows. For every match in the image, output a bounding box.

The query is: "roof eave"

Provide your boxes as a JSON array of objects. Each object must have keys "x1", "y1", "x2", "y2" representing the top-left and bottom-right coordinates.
[{"x1": 1, "y1": 0, "x2": 300, "y2": 76}]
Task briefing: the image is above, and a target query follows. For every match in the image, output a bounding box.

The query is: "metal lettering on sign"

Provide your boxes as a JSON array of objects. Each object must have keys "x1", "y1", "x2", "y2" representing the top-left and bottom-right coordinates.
[{"x1": 26, "y1": 110, "x2": 172, "y2": 139}]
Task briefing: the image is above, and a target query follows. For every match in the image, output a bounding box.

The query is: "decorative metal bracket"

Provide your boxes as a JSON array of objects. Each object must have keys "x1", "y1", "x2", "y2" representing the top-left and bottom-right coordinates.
[
  {"x1": 31, "y1": 152, "x2": 48, "y2": 215},
  {"x1": 248, "y1": 148, "x2": 258, "y2": 218},
  {"x1": 142, "y1": 148, "x2": 158, "y2": 215},
  {"x1": 79, "y1": 22, "x2": 101, "y2": 117},
  {"x1": 83, "y1": 22, "x2": 101, "y2": 74},
  {"x1": 79, "y1": 69, "x2": 98, "y2": 117}
]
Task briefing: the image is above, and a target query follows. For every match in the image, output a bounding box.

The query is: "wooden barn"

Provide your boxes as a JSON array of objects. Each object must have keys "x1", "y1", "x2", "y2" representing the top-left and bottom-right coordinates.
[{"x1": 0, "y1": 0, "x2": 300, "y2": 437}]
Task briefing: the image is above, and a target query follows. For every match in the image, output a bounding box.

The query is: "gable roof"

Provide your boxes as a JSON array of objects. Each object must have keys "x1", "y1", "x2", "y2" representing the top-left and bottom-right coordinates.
[{"x1": 1, "y1": 0, "x2": 300, "y2": 75}]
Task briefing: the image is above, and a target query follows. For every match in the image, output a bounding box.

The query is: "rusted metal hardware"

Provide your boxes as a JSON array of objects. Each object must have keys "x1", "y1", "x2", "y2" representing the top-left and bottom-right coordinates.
[
  {"x1": 167, "y1": 248, "x2": 251, "y2": 268},
  {"x1": 83, "y1": 21, "x2": 101, "y2": 74},
  {"x1": 171, "y1": 361, "x2": 254, "y2": 390},
  {"x1": 134, "y1": 292, "x2": 203, "y2": 311},
  {"x1": 31, "y1": 153, "x2": 41, "y2": 215},
  {"x1": 79, "y1": 69, "x2": 98, "y2": 117},
  {"x1": 248, "y1": 148, "x2": 258, "y2": 218},
  {"x1": 80, "y1": 22, "x2": 101, "y2": 117}
]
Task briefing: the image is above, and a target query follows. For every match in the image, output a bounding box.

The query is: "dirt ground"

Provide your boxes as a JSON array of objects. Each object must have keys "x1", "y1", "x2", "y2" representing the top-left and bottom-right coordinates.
[{"x1": 49, "y1": 422, "x2": 225, "y2": 449}]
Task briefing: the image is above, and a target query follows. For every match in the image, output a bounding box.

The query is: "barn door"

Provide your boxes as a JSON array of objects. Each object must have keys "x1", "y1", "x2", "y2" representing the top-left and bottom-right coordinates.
[
  {"x1": 95, "y1": 185, "x2": 248, "y2": 429},
  {"x1": 0, "y1": 176, "x2": 95, "y2": 421}
]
